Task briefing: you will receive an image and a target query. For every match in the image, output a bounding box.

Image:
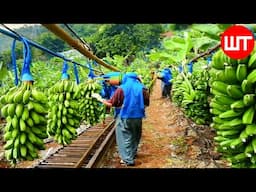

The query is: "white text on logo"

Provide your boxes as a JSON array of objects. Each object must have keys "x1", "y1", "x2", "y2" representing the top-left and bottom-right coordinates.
[{"x1": 224, "y1": 36, "x2": 253, "y2": 51}]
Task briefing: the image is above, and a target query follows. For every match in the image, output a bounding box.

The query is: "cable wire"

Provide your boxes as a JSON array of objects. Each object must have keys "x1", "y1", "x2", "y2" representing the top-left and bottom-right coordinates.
[{"x1": 1, "y1": 24, "x2": 23, "y2": 39}]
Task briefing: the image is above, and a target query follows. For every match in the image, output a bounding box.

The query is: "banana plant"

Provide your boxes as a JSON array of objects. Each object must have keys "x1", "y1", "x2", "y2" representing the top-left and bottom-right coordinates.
[
  {"x1": 150, "y1": 31, "x2": 193, "y2": 67},
  {"x1": 191, "y1": 24, "x2": 231, "y2": 41},
  {"x1": 148, "y1": 24, "x2": 226, "y2": 69}
]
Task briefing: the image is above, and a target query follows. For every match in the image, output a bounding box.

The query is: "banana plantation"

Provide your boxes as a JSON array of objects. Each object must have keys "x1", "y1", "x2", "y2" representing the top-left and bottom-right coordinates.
[{"x1": 0, "y1": 24, "x2": 256, "y2": 168}]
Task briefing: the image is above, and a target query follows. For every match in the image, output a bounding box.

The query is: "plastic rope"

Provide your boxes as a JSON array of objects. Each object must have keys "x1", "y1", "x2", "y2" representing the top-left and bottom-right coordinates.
[
  {"x1": 73, "y1": 63, "x2": 80, "y2": 84},
  {"x1": 206, "y1": 56, "x2": 212, "y2": 66},
  {"x1": 93, "y1": 60, "x2": 98, "y2": 66},
  {"x1": 20, "y1": 37, "x2": 33, "y2": 81},
  {"x1": 11, "y1": 39, "x2": 19, "y2": 85},
  {"x1": 178, "y1": 65, "x2": 183, "y2": 73},
  {"x1": 187, "y1": 62, "x2": 193, "y2": 73},
  {"x1": 61, "y1": 60, "x2": 69, "y2": 80},
  {"x1": 88, "y1": 62, "x2": 96, "y2": 79}
]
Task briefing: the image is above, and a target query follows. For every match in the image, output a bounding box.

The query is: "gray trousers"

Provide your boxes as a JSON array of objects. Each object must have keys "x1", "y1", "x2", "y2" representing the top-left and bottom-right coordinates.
[{"x1": 115, "y1": 117, "x2": 142, "y2": 164}]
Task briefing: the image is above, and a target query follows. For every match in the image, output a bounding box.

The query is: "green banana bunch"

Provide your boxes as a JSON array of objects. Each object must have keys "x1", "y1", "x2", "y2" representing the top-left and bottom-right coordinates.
[
  {"x1": 47, "y1": 79, "x2": 81, "y2": 145},
  {"x1": 209, "y1": 48, "x2": 256, "y2": 168},
  {"x1": 78, "y1": 78, "x2": 105, "y2": 126},
  {"x1": 1, "y1": 82, "x2": 48, "y2": 164},
  {"x1": 172, "y1": 66, "x2": 211, "y2": 125},
  {"x1": 184, "y1": 70, "x2": 211, "y2": 125},
  {"x1": 171, "y1": 74, "x2": 184, "y2": 106}
]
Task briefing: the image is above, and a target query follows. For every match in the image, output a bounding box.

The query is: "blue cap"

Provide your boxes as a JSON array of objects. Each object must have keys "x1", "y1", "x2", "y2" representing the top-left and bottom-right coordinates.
[
  {"x1": 22, "y1": 73, "x2": 33, "y2": 81},
  {"x1": 121, "y1": 72, "x2": 138, "y2": 84},
  {"x1": 125, "y1": 72, "x2": 138, "y2": 78},
  {"x1": 102, "y1": 72, "x2": 121, "y2": 79},
  {"x1": 61, "y1": 73, "x2": 69, "y2": 80}
]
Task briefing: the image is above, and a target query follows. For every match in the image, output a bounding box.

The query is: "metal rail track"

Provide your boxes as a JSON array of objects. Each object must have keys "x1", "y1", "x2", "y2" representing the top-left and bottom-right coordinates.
[{"x1": 35, "y1": 117, "x2": 115, "y2": 168}]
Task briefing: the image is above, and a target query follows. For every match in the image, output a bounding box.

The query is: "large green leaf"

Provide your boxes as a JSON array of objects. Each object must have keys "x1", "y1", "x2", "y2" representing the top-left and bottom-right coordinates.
[
  {"x1": 163, "y1": 37, "x2": 186, "y2": 51},
  {"x1": 149, "y1": 51, "x2": 171, "y2": 61},
  {"x1": 162, "y1": 32, "x2": 193, "y2": 63},
  {"x1": 192, "y1": 36, "x2": 219, "y2": 52},
  {"x1": 191, "y1": 24, "x2": 223, "y2": 40},
  {"x1": 184, "y1": 32, "x2": 193, "y2": 56}
]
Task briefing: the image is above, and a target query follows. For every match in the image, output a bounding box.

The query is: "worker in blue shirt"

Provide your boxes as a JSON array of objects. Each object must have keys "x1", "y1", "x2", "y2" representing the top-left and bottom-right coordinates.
[
  {"x1": 157, "y1": 67, "x2": 172, "y2": 98},
  {"x1": 93, "y1": 72, "x2": 150, "y2": 166}
]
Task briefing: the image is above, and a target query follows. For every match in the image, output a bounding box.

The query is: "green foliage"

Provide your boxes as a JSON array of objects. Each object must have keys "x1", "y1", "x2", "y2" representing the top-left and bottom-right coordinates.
[
  {"x1": 161, "y1": 24, "x2": 190, "y2": 31},
  {"x1": 30, "y1": 57, "x2": 93, "y2": 91},
  {"x1": 149, "y1": 31, "x2": 193, "y2": 66},
  {"x1": 0, "y1": 25, "x2": 47, "y2": 52},
  {"x1": 0, "y1": 41, "x2": 23, "y2": 67},
  {"x1": 37, "y1": 32, "x2": 68, "y2": 53},
  {"x1": 192, "y1": 36, "x2": 218, "y2": 53},
  {"x1": 30, "y1": 60, "x2": 62, "y2": 90},
  {"x1": 126, "y1": 56, "x2": 153, "y2": 89},
  {"x1": 191, "y1": 24, "x2": 231, "y2": 41},
  {"x1": 68, "y1": 24, "x2": 99, "y2": 37},
  {"x1": 87, "y1": 24, "x2": 164, "y2": 58},
  {"x1": 192, "y1": 58, "x2": 209, "y2": 72},
  {"x1": 102, "y1": 54, "x2": 127, "y2": 72},
  {"x1": 148, "y1": 24, "x2": 221, "y2": 70},
  {"x1": 0, "y1": 61, "x2": 8, "y2": 81},
  {"x1": 149, "y1": 49, "x2": 176, "y2": 66},
  {"x1": 173, "y1": 24, "x2": 191, "y2": 31},
  {"x1": 0, "y1": 71, "x2": 17, "y2": 97},
  {"x1": 162, "y1": 24, "x2": 176, "y2": 31}
]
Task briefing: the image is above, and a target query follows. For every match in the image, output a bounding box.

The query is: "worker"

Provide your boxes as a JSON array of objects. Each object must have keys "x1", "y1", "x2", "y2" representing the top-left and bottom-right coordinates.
[
  {"x1": 99, "y1": 72, "x2": 123, "y2": 117},
  {"x1": 92, "y1": 72, "x2": 150, "y2": 166},
  {"x1": 157, "y1": 67, "x2": 172, "y2": 98}
]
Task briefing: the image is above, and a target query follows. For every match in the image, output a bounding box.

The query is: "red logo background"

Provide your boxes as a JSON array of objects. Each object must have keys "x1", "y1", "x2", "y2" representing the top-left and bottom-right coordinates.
[{"x1": 221, "y1": 25, "x2": 255, "y2": 59}]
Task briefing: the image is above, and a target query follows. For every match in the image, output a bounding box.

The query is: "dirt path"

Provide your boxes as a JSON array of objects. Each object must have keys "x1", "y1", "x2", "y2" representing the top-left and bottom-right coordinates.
[{"x1": 102, "y1": 79, "x2": 230, "y2": 168}]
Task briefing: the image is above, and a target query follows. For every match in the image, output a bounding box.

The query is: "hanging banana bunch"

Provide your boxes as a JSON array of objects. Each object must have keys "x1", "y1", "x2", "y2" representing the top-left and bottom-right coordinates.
[
  {"x1": 78, "y1": 78, "x2": 105, "y2": 126},
  {"x1": 47, "y1": 79, "x2": 81, "y2": 145},
  {"x1": 181, "y1": 69, "x2": 211, "y2": 125},
  {"x1": 171, "y1": 73, "x2": 185, "y2": 106},
  {"x1": 1, "y1": 82, "x2": 48, "y2": 163},
  {"x1": 172, "y1": 62, "x2": 211, "y2": 125}
]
